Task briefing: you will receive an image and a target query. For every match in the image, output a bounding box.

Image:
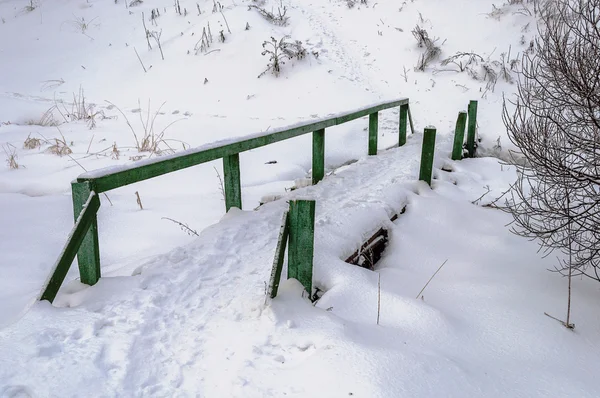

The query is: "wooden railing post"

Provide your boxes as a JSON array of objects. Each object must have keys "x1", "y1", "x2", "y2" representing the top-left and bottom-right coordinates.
[
  {"x1": 408, "y1": 104, "x2": 415, "y2": 135},
  {"x1": 399, "y1": 104, "x2": 408, "y2": 146},
  {"x1": 466, "y1": 100, "x2": 478, "y2": 158},
  {"x1": 368, "y1": 112, "x2": 378, "y2": 155},
  {"x1": 288, "y1": 200, "x2": 315, "y2": 296},
  {"x1": 72, "y1": 181, "x2": 101, "y2": 286},
  {"x1": 41, "y1": 191, "x2": 101, "y2": 302},
  {"x1": 223, "y1": 153, "x2": 242, "y2": 211},
  {"x1": 419, "y1": 127, "x2": 437, "y2": 186},
  {"x1": 452, "y1": 111, "x2": 467, "y2": 160},
  {"x1": 312, "y1": 128, "x2": 325, "y2": 185}
]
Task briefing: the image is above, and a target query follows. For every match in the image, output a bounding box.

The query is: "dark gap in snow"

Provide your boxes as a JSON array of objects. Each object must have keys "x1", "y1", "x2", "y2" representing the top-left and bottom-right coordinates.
[{"x1": 344, "y1": 206, "x2": 406, "y2": 270}]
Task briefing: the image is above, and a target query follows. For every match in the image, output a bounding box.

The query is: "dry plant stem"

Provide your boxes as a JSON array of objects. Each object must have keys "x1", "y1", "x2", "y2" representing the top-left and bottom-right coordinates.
[
  {"x1": 220, "y1": 10, "x2": 231, "y2": 33},
  {"x1": 472, "y1": 185, "x2": 491, "y2": 205},
  {"x1": 213, "y1": 166, "x2": 225, "y2": 201},
  {"x1": 86, "y1": 134, "x2": 94, "y2": 154},
  {"x1": 142, "y1": 13, "x2": 152, "y2": 50},
  {"x1": 134, "y1": 47, "x2": 147, "y2": 73},
  {"x1": 152, "y1": 30, "x2": 165, "y2": 60},
  {"x1": 377, "y1": 273, "x2": 381, "y2": 325},
  {"x1": 565, "y1": 181, "x2": 573, "y2": 328},
  {"x1": 105, "y1": 100, "x2": 141, "y2": 149},
  {"x1": 416, "y1": 259, "x2": 449, "y2": 299},
  {"x1": 135, "y1": 191, "x2": 143, "y2": 210},
  {"x1": 544, "y1": 312, "x2": 575, "y2": 329},
  {"x1": 161, "y1": 217, "x2": 199, "y2": 236}
]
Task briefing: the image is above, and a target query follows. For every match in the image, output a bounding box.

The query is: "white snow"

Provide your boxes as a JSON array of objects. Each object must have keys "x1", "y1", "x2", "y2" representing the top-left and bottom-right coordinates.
[{"x1": 2, "y1": 0, "x2": 597, "y2": 396}]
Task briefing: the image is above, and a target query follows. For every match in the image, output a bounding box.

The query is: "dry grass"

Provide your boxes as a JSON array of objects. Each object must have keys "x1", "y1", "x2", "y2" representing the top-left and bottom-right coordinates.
[
  {"x1": 105, "y1": 99, "x2": 183, "y2": 156},
  {"x1": 23, "y1": 134, "x2": 42, "y2": 150},
  {"x1": 3, "y1": 144, "x2": 20, "y2": 169},
  {"x1": 45, "y1": 128, "x2": 73, "y2": 157},
  {"x1": 26, "y1": 106, "x2": 61, "y2": 127}
]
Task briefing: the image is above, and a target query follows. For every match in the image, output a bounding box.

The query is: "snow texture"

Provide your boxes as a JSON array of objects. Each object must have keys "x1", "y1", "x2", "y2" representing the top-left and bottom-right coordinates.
[{"x1": 2, "y1": 0, "x2": 598, "y2": 396}]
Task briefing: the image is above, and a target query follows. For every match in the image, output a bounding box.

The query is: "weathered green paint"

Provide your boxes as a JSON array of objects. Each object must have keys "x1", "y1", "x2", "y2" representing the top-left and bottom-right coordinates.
[
  {"x1": 72, "y1": 181, "x2": 101, "y2": 286},
  {"x1": 452, "y1": 111, "x2": 468, "y2": 161},
  {"x1": 287, "y1": 200, "x2": 316, "y2": 296},
  {"x1": 399, "y1": 104, "x2": 408, "y2": 146},
  {"x1": 223, "y1": 153, "x2": 242, "y2": 211},
  {"x1": 368, "y1": 112, "x2": 379, "y2": 156},
  {"x1": 408, "y1": 105, "x2": 415, "y2": 135},
  {"x1": 267, "y1": 211, "x2": 290, "y2": 300},
  {"x1": 78, "y1": 99, "x2": 410, "y2": 193},
  {"x1": 40, "y1": 192, "x2": 101, "y2": 303},
  {"x1": 419, "y1": 127, "x2": 437, "y2": 186},
  {"x1": 312, "y1": 129, "x2": 325, "y2": 185},
  {"x1": 466, "y1": 100, "x2": 478, "y2": 158}
]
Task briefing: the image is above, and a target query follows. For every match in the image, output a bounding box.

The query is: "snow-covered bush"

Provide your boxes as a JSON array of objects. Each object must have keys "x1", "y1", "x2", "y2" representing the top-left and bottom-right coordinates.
[
  {"x1": 258, "y1": 36, "x2": 306, "y2": 78},
  {"x1": 412, "y1": 24, "x2": 441, "y2": 71}
]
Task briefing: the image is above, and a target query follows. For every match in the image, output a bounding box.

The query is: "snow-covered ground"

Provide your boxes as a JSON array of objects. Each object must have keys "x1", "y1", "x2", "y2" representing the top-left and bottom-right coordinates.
[{"x1": 2, "y1": 0, "x2": 598, "y2": 396}]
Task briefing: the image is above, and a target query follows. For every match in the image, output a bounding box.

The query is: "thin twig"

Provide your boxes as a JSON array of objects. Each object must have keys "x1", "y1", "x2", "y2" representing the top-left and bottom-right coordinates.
[
  {"x1": 377, "y1": 273, "x2": 381, "y2": 325},
  {"x1": 134, "y1": 47, "x2": 147, "y2": 73},
  {"x1": 86, "y1": 134, "x2": 94, "y2": 154},
  {"x1": 161, "y1": 217, "x2": 199, "y2": 236},
  {"x1": 220, "y1": 9, "x2": 231, "y2": 33},
  {"x1": 135, "y1": 191, "x2": 143, "y2": 210},
  {"x1": 141, "y1": 12, "x2": 152, "y2": 50},
  {"x1": 544, "y1": 312, "x2": 575, "y2": 329},
  {"x1": 416, "y1": 259, "x2": 449, "y2": 299}
]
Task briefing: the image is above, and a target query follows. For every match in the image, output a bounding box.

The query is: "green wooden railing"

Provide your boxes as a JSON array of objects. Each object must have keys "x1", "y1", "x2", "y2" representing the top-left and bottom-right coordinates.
[{"x1": 39, "y1": 98, "x2": 415, "y2": 302}]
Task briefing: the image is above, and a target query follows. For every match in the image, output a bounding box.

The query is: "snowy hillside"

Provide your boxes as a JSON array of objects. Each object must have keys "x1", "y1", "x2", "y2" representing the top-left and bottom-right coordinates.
[{"x1": 2, "y1": 0, "x2": 599, "y2": 396}]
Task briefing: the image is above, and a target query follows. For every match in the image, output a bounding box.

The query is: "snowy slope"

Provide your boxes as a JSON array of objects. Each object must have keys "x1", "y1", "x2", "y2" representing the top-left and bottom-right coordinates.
[
  {"x1": 3, "y1": 0, "x2": 596, "y2": 396},
  {"x1": 0, "y1": 0, "x2": 537, "y2": 320},
  {"x1": 2, "y1": 137, "x2": 600, "y2": 397}
]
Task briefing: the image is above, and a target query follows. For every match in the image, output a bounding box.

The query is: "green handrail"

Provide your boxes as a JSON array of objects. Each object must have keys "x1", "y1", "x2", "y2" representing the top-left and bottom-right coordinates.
[{"x1": 43, "y1": 98, "x2": 414, "y2": 300}]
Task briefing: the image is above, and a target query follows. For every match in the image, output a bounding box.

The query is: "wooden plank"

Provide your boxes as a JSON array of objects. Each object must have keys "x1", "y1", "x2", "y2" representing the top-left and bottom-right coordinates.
[
  {"x1": 345, "y1": 227, "x2": 388, "y2": 270},
  {"x1": 40, "y1": 191, "x2": 100, "y2": 303},
  {"x1": 288, "y1": 200, "x2": 316, "y2": 296},
  {"x1": 267, "y1": 211, "x2": 290, "y2": 300},
  {"x1": 72, "y1": 181, "x2": 101, "y2": 286},
  {"x1": 399, "y1": 104, "x2": 408, "y2": 146},
  {"x1": 466, "y1": 100, "x2": 478, "y2": 158},
  {"x1": 419, "y1": 127, "x2": 437, "y2": 186},
  {"x1": 78, "y1": 99, "x2": 410, "y2": 193},
  {"x1": 312, "y1": 129, "x2": 325, "y2": 185},
  {"x1": 223, "y1": 154, "x2": 242, "y2": 211},
  {"x1": 368, "y1": 112, "x2": 379, "y2": 156},
  {"x1": 452, "y1": 111, "x2": 467, "y2": 160}
]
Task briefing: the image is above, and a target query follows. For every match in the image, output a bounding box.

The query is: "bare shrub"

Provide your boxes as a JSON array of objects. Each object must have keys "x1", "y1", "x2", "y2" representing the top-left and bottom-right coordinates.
[
  {"x1": 250, "y1": 5, "x2": 289, "y2": 26},
  {"x1": 346, "y1": 0, "x2": 367, "y2": 8},
  {"x1": 258, "y1": 36, "x2": 307, "y2": 78},
  {"x1": 412, "y1": 25, "x2": 441, "y2": 71},
  {"x1": 438, "y1": 47, "x2": 518, "y2": 92},
  {"x1": 502, "y1": 0, "x2": 600, "y2": 286},
  {"x1": 440, "y1": 52, "x2": 484, "y2": 72}
]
